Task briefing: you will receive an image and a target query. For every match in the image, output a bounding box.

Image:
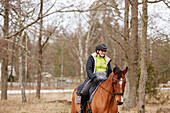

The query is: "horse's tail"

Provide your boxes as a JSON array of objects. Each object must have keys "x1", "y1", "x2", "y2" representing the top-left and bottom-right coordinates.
[
  {"x1": 71, "y1": 87, "x2": 78, "y2": 113},
  {"x1": 71, "y1": 89, "x2": 76, "y2": 113}
]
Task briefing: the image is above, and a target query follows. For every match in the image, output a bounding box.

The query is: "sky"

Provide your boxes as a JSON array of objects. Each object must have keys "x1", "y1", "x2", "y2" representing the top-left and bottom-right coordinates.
[
  {"x1": 0, "y1": 0, "x2": 169, "y2": 40},
  {"x1": 47, "y1": 0, "x2": 170, "y2": 37},
  {"x1": 147, "y1": 1, "x2": 170, "y2": 37}
]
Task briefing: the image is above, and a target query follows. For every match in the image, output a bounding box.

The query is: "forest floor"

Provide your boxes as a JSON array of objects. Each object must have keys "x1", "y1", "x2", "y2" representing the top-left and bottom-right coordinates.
[{"x1": 0, "y1": 87, "x2": 169, "y2": 113}]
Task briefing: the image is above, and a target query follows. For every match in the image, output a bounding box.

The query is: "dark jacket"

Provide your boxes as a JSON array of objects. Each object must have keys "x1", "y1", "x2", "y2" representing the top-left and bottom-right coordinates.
[
  {"x1": 84, "y1": 52, "x2": 112, "y2": 82},
  {"x1": 76, "y1": 52, "x2": 112, "y2": 95}
]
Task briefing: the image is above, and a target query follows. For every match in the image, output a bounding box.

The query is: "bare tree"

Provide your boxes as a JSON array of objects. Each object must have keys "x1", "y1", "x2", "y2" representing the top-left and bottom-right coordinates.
[
  {"x1": 60, "y1": 42, "x2": 64, "y2": 86},
  {"x1": 17, "y1": 0, "x2": 26, "y2": 102},
  {"x1": 78, "y1": 14, "x2": 84, "y2": 81},
  {"x1": 122, "y1": 0, "x2": 130, "y2": 110},
  {"x1": 1, "y1": 0, "x2": 9, "y2": 100},
  {"x1": 23, "y1": 32, "x2": 28, "y2": 86},
  {"x1": 36, "y1": 0, "x2": 58, "y2": 98},
  {"x1": 129, "y1": 0, "x2": 139, "y2": 107},
  {"x1": 36, "y1": 0, "x2": 43, "y2": 99},
  {"x1": 138, "y1": 0, "x2": 148, "y2": 112},
  {"x1": 84, "y1": 1, "x2": 100, "y2": 72}
]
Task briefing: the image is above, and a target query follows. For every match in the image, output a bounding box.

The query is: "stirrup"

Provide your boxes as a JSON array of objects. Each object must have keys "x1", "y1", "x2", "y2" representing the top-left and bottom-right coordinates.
[{"x1": 76, "y1": 96, "x2": 81, "y2": 103}]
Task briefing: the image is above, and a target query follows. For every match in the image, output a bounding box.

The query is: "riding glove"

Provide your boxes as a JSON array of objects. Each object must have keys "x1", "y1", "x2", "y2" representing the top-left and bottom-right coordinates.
[{"x1": 93, "y1": 77, "x2": 101, "y2": 84}]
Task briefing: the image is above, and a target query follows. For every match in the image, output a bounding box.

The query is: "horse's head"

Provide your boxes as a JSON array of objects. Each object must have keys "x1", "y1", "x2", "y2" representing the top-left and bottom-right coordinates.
[{"x1": 112, "y1": 65, "x2": 128, "y2": 105}]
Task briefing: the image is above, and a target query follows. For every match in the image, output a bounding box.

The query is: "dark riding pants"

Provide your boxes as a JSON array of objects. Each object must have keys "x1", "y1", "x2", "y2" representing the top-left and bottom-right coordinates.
[{"x1": 81, "y1": 80, "x2": 94, "y2": 96}]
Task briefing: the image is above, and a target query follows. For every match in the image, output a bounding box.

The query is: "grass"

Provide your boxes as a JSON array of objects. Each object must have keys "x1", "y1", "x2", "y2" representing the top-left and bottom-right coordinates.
[
  {"x1": 0, "y1": 93, "x2": 72, "y2": 113},
  {"x1": 0, "y1": 88, "x2": 169, "y2": 113}
]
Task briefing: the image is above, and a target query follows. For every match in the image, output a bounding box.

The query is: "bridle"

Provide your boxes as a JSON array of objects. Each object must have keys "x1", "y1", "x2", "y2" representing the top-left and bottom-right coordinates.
[
  {"x1": 98, "y1": 73, "x2": 126, "y2": 97},
  {"x1": 112, "y1": 75, "x2": 126, "y2": 96}
]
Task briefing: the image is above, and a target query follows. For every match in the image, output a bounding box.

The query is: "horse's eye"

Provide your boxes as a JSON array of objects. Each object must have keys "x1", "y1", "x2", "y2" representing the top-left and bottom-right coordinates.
[{"x1": 113, "y1": 82, "x2": 117, "y2": 84}]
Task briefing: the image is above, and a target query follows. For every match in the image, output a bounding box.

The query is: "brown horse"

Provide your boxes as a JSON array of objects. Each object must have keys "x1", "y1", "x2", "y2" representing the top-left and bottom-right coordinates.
[{"x1": 71, "y1": 66, "x2": 128, "y2": 113}]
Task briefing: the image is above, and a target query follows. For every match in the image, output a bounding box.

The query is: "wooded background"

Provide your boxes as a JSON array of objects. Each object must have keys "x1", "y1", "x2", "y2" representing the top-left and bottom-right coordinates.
[{"x1": 0, "y1": 0, "x2": 169, "y2": 113}]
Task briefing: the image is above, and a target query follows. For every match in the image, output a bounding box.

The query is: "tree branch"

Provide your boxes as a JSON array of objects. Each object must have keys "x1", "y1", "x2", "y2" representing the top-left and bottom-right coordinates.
[
  {"x1": 162, "y1": 0, "x2": 170, "y2": 8},
  {"x1": 41, "y1": 26, "x2": 58, "y2": 51},
  {"x1": 5, "y1": 1, "x2": 104, "y2": 39},
  {"x1": 110, "y1": 36, "x2": 126, "y2": 53},
  {"x1": 148, "y1": 0, "x2": 163, "y2": 3},
  {"x1": 6, "y1": 16, "x2": 40, "y2": 39},
  {"x1": 138, "y1": 0, "x2": 169, "y2": 5},
  {"x1": 110, "y1": 24, "x2": 126, "y2": 40},
  {"x1": 44, "y1": 2, "x2": 104, "y2": 16}
]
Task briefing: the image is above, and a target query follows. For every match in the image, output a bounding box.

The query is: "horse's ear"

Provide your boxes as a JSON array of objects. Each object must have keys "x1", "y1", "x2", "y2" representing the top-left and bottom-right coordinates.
[
  {"x1": 123, "y1": 67, "x2": 128, "y2": 74},
  {"x1": 113, "y1": 67, "x2": 117, "y2": 74}
]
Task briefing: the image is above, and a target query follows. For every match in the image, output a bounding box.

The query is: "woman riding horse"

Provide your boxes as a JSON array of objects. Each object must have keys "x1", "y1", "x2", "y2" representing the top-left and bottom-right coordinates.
[
  {"x1": 71, "y1": 66, "x2": 128, "y2": 113},
  {"x1": 76, "y1": 43, "x2": 112, "y2": 113}
]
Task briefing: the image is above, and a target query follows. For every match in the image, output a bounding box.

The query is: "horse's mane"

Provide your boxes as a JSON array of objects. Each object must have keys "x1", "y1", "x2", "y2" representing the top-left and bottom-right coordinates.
[{"x1": 100, "y1": 65, "x2": 122, "y2": 88}]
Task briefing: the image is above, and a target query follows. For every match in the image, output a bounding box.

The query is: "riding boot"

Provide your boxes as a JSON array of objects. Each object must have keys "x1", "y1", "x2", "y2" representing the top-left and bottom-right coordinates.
[
  {"x1": 80, "y1": 104, "x2": 84, "y2": 113},
  {"x1": 80, "y1": 94, "x2": 86, "y2": 113}
]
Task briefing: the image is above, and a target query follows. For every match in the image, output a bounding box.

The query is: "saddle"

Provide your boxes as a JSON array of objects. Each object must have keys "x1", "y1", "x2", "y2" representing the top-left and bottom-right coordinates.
[{"x1": 76, "y1": 82, "x2": 102, "y2": 104}]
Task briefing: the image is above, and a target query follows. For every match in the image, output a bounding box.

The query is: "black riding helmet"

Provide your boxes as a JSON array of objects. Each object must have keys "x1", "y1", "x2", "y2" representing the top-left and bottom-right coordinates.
[{"x1": 96, "y1": 43, "x2": 107, "y2": 52}]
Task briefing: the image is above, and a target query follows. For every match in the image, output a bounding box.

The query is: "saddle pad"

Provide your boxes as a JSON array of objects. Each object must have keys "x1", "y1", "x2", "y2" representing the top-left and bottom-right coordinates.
[{"x1": 88, "y1": 82, "x2": 102, "y2": 104}]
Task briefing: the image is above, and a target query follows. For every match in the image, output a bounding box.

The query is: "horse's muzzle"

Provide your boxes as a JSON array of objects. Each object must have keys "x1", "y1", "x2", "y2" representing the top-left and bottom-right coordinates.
[{"x1": 117, "y1": 101, "x2": 123, "y2": 105}]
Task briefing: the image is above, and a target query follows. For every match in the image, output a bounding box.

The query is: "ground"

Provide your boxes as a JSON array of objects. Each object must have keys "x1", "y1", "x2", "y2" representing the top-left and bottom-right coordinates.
[
  {"x1": 0, "y1": 93, "x2": 72, "y2": 113},
  {"x1": 0, "y1": 88, "x2": 169, "y2": 113}
]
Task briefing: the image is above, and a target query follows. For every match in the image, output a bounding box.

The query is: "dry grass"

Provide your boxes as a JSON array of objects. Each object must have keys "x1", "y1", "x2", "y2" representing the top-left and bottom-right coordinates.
[
  {"x1": 0, "y1": 89, "x2": 169, "y2": 113},
  {"x1": 0, "y1": 93, "x2": 72, "y2": 113},
  {"x1": 119, "y1": 90, "x2": 170, "y2": 113}
]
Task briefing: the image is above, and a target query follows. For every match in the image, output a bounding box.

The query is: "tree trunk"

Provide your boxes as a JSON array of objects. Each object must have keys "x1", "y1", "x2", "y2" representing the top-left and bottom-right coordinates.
[
  {"x1": 84, "y1": 6, "x2": 98, "y2": 76},
  {"x1": 10, "y1": 64, "x2": 13, "y2": 87},
  {"x1": 1, "y1": 59, "x2": 8, "y2": 100},
  {"x1": 60, "y1": 43, "x2": 64, "y2": 87},
  {"x1": 36, "y1": 0, "x2": 43, "y2": 99},
  {"x1": 122, "y1": 0, "x2": 130, "y2": 110},
  {"x1": 78, "y1": 14, "x2": 84, "y2": 82},
  {"x1": 85, "y1": 27, "x2": 90, "y2": 63},
  {"x1": 24, "y1": 32, "x2": 28, "y2": 86},
  {"x1": 19, "y1": 56, "x2": 27, "y2": 102},
  {"x1": 36, "y1": 49, "x2": 42, "y2": 99},
  {"x1": 0, "y1": 61, "x2": 2, "y2": 83},
  {"x1": 10, "y1": 36, "x2": 16, "y2": 88},
  {"x1": 18, "y1": 0, "x2": 26, "y2": 102},
  {"x1": 84, "y1": 26, "x2": 90, "y2": 78},
  {"x1": 1, "y1": 0, "x2": 9, "y2": 100},
  {"x1": 138, "y1": 0, "x2": 148, "y2": 112},
  {"x1": 129, "y1": 0, "x2": 138, "y2": 108}
]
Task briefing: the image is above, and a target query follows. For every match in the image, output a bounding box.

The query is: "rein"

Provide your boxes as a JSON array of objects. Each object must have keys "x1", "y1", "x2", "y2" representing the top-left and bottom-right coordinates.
[
  {"x1": 98, "y1": 84, "x2": 115, "y2": 97},
  {"x1": 98, "y1": 74, "x2": 126, "y2": 97}
]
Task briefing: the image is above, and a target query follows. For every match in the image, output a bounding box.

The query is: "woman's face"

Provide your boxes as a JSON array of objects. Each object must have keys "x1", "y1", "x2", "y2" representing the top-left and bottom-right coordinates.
[{"x1": 97, "y1": 50, "x2": 106, "y2": 57}]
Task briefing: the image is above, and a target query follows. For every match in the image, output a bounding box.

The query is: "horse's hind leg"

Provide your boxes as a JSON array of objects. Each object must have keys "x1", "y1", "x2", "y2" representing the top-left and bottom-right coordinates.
[
  {"x1": 71, "y1": 89, "x2": 78, "y2": 113},
  {"x1": 71, "y1": 87, "x2": 81, "y2": 113}
]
